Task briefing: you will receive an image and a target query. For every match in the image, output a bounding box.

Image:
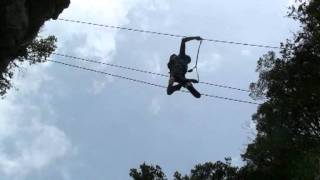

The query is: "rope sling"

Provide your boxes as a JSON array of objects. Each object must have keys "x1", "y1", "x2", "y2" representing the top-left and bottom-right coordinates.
[{"x1": 188, "y1": 40, "x2": 203, "y2": 82}]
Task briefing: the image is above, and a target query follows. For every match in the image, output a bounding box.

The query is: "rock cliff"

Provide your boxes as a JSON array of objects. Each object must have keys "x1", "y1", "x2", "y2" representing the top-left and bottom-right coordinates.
[{"x1": 0, "y1": 0, "x2": 70, "y2": 76}]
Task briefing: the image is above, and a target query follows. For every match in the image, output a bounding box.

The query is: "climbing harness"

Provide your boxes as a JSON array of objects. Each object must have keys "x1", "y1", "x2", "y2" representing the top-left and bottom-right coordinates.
[{"x1": 188, "y1": 39, "x2": 203, "y2": 82}]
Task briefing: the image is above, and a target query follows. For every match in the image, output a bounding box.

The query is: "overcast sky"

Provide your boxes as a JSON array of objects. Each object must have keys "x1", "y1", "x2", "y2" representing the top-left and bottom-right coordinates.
[{"x1": 0, "y1": 0, "x2": 298, "y2": 179}]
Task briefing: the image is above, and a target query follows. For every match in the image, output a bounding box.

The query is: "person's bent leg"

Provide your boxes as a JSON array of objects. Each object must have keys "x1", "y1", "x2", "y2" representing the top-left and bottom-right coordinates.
[
  {"x1": 167, "y1": 76, "x2": 182, "y2": 95},
  {"x1": 185, "y1": 82, "x2": 201, "y2": 98},
  {"x1": 167, "y1": 84, "x2": 182, "y2": 95},
  {"x1": 167, "y1": 76, "x2": 174, "y2": 95}
]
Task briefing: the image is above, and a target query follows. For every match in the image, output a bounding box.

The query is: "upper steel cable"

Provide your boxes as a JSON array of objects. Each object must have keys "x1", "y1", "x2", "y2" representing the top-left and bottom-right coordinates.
[{"x1": 57, "y1": 18, "x2": 281, "y2": 49}]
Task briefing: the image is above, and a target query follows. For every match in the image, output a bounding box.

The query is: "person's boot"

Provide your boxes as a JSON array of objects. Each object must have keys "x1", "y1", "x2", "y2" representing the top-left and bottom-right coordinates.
[{"x1": 185, "y1": 83, "x2": 201, "y2": 98}]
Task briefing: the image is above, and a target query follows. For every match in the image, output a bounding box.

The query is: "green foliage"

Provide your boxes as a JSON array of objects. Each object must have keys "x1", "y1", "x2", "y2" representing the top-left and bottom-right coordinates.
[
  {"x1": 244, "y1": 0, "x2": 320, "y2": 179},
  {"x1": 0, "y1": 35, "x2": 57, "y2": 96},
  {"x1": 173, "y1": 158, "x2": 239, "y2": 180},
  {"x1": 22, "y1": 35, "x2": 57, "y2": 64},
  {"x1": 130, "y1": 163, "x2": 167, "y2": 180},
  {"x1": 130, "y1": 159, "x2": 239, "y2": 180}
]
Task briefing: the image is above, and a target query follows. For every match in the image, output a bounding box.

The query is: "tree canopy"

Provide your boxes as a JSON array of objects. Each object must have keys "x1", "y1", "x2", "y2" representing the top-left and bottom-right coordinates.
[
  {"x1": 243, "y1": 0, "x2": 320, "y2": 179},
  {"x1": 130, "y1": 163, "x2": 167, "y2": 180},
  {"x1": 0, "y1": 35, "x2": 57, "y2": 96},
  {"x1": 130, "y1": 159, "x2": 239, "y2": 180}
]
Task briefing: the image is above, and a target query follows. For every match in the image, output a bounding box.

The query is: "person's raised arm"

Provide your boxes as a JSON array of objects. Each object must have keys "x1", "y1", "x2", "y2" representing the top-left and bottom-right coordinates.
[{"x1": 179, "y1": 36, "x2": 202, "y2": 56}]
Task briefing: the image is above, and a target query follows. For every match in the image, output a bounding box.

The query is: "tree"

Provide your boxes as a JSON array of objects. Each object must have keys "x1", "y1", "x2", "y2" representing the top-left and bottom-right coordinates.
[
  {"x1": 244, "y1": 0, "x2": 320, "y2": 179},
  {"x1": 130, "y1": 163, "x2": 167, "y2": 180},
  {"x1": 130, "y1": 159, "x2": 239, "y2": 180},
  {"x1": 0, "y1": 35, "x2": 57, "y2": 96},
  {"x1": 173, "y1": 158, "x2": 239, "y2": 180}
]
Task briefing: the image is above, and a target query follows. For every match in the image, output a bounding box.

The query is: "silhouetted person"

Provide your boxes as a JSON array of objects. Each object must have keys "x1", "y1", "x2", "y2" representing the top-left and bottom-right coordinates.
[{"x1": 167, "y1": 36, "x2": 202, "y2": 98}]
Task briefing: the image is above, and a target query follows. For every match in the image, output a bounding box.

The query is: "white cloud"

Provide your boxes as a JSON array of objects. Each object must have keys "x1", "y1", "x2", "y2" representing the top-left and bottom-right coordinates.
[
  {"x1": 44, "y1": 0, "x2": 169, "y2": 62},
  {"x1": 287, "y1": 0, "x2": 297, "y2": 6},
  {"x1": 150, "y1": 97, "x2": 161, "y2": 115},
  {"x1": 231, "y1": 155, "x2": 245, "y2": 167},
  {"x1": 198, "y1": 52, "x2": 222, "y2": 73},
  {"x1": 144, "y1": 54, "x2": 162, "y2": 77},
  {"x1": 242, "y1": 120, "x2": 257, "y2": 142},
  {"x1": 13, "y1": 62, "x2": 53, "y2": 95},
  {"x1": 44, "y1": 0, "x2": 135, "y2": 64},
  {"x1": 42, "y1": 0, "x2": 169, "y2": 96},
  {"x1": 87, "y1": 78, "x2": 114, "y2": 95},
  {"x1": 240, "y1": 49, "x2": 252, "y2": 56},
  {"x1": 0, "y1": 120, "x2": 70, "y2": 177},
  {"x1": 0, "y1": 64, "x2": 71, "y2": 179}
]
